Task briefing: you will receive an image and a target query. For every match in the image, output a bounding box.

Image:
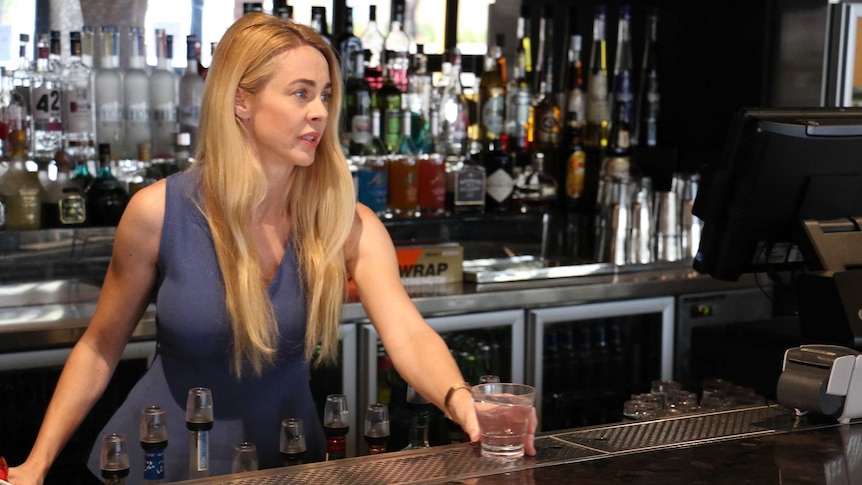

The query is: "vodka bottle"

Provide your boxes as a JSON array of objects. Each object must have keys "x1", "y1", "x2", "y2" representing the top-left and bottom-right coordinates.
[
  {"x1": 439, "y1": 56, "x2": 469, "y2": 158},
  {"x1": 124, "y1": 27, "x2": 151, "y2": 160},
  {"x1": 48, "y1": 31, "x2": 64, "y2": 73},
  {"x1": 178, "y1": 36, "x2": 205, "y2": 151},
  {"x1": 478, "y1": 34, "x2": 506, "y2": 147},
  {"x1": 584, "y1": 5, "x2": 610, "y2": 150},
  {"x1": 310, "y1": 6, "x2": 333, "y2": 44},
  {"x1": 30, "y1": 33, "x2": 64, "y2": 163},
  {"x1": 95, "y1": 26, "x2": 125, "y2": 160},
  {"x1": 337, "y1": 7, "x2": 363, "y2": 83},
  {"x1": 361, "y1": 5, "x2": 385, "y2": 90},
  {"x1": 150, "y1": 29, "x2": 178, "y2": 159},
  {"x1": 81, "y1": 26, "x2": 95, "y2": 69},
  {"x1": 384, "y1": 2, "x2": 410, "y2": 93},
  {"x1": 63, "y1": 31, "x2": 96, "y2": 162}
]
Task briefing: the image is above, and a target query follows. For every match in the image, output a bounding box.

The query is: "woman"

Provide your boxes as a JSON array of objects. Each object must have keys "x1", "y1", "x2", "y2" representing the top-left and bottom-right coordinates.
[{"x1": 8, "y1": 13, "x2": 535, "y2": 484}]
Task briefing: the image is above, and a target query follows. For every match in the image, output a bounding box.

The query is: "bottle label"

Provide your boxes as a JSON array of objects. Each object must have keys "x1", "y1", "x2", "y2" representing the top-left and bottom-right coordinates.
[
  {"x1": 153, "y1": 104, "x2": 177, "y2": 122},
  {"x1": 357, "y1": 165, "x2": 388, "y2": 213},
  {"x1": 32, "y1": 87, "x2": 62, "y2": 122},
  {"x1": 566, "y1": 149, "x2": 586, "y2": 199},
  {"x1": 351, "y1": 114, "x2": 371, "y2": 145},
  {"x1": 58, "y1": 194, "x2": 87, "y2": 225},
  {"x1": 179, "y1": 105, "x2": 201, "y2": 128},
  {"x1": 98, "y1": 103, "x2": 123, "y2": 122},
  {"x1": 126, "y1": 103, "x2": 150, "y2": 122},
  {"x1": 144, "y1": 449, "x2": 165, "y2": 480},
  {"x1": 567, "y1": 87, "x2": 585, "y2": 122},
  {"x1": 481, "y1": 95, "x2": 505, "y2": 136},
  {"x1": 485, "y1": 168, "x2": 514, "y2": 203},
  {"x1": 383, "y1": 108, "x2": 400, "y2": 151},
  {"x1": 196, "y1": 430, "x2": 209, "y2": 471},
  {"x1": 65, "y1": 85, "x2": 94, "y2": 134},
  {"x1": 453, "y1": 166, "x2": 485, "y2": 206},
  {"x1": 537, "y1": 112, "x2": 559, "y2": 144},
  {"x1": 586, "y1": 73, "x2": 609, "y2": 123}
]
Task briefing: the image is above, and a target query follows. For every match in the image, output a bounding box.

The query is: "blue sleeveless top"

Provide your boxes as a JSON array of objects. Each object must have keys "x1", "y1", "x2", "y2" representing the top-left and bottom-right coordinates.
[{"x1": 87, "y1": 169, "x2": 325, "y2": 483}]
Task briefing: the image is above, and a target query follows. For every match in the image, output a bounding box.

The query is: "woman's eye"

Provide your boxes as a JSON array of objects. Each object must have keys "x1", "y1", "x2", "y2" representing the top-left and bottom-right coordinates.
[
  {"x1": 294, "y1": 90, "x2": 307, "y2": 99},
  {"x1": 321, "y1": 93, "x2": 332, "y2": 103}
]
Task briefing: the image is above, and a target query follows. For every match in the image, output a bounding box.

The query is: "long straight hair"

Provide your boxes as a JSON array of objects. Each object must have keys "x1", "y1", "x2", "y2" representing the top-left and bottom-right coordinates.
[{"x1": 195, "y1": 13, "x2": 354, "y2": 377}]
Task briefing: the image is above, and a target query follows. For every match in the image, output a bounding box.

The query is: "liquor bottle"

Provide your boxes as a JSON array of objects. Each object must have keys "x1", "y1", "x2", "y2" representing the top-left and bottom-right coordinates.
[
  {"x1": 1, "y1": 66, "x2": 28, "y2": 158},
  {"x1": 179, "y1": 36, "x2": 205, "y2": 151},
  {"x1": 87, "y1": 143, "x2": 129, "y2": 226},
  {"x1": 337, "y1": 7, "x2": 363, "y2": 84},
  {"x1": 505, "y1": 32, "x2": 531, "y2": 159},
  {"x1": 243, "y1": 2, "x2": 263, "y2": 14},
  {"x1": 378, "y1": 79, "x2": 403, "y2": 154},
  {"x1": 41, "y1": 149, "x2": 87, "y2": 228},
  {"x1": 310, "y1": 6, "x2": 333, "y2": 45},
  {"x1": 439, "y1": 54, "x2": 469, "y2": 158},
  {"x1": 418, "y1": 108, "x2": 446, "y2": 217},
  {"x1": 584, "y1": 5, "x2": 610, "y2": 150},
  {"x1": 634, "y1": 8, "x2": 660, "y2": 148},
  {"x1": 601, "y1": 102, "x2": 633, "y2": 181},
  {"x1": 150, "y1": 29, "x2": 179, "y2": 159},
  {"x1": 81, "y1": 26, "x2": 95, "y2": 69},
  {"x1": 63, "y1": 31, "x2": 96, "y2": 163},
  {"x1": 29, "y1": 33, "x2": 64, "y2": 163},
  {"x1": 95, "y1": 26, "x2": 124, "y2": 160},
  {"x1": 174, "y1": 132, "x2": 193, "y2": 171},
  {"x1": 402, "y1": 386, "x2": 431, "y2": 450},
  {"x1": 100, "y1": 433, "x2": 130, "y2": 485},
  {"x1": 48, "y1": 31, "x2": 64, "y2": 74},
  {"x1": 517, "y1": 151, "x2": 557, "y2": 213},
  {"x1": 611, "y1": 5, "x2": 634, "y2": 139},
  {"x1": 515, "y1": 2, "x2": 533, "y2": 89},
  {"x1": 561, "y1": 35, "x2": 586, "y2": 205},
  {"x1": 140, "y1": 406, "x2": 168, "y2": 485},
  {"x1": 345, "y1": 50, "x2": 372, "y2": 156},
  {"x1": 478, "y1": 34, "x2": 506, "y2": 147},
  {"x1": 533, "y1": 6, "x2": 550, "y2": 96},
  {"x1": 527, "y1": 57, "x2": 562, "y2": 158},
  {"x1": 482, "y1": 138, "x2": 514, "y2": 213},
  {"x1": 407, "y1": 44, "x2": 432, "y2": 136},
  {"x1": 71, "y1": 152, "x2": 95, "y2": 190},
  {"x1": 186, "y1": 388, "x2": 213, "y2": 479},
  {"x1": 273, "y1": 0, "x2": 293, "y2": 20},
  {"x1": 361, "y1": 5, "x2": 385, "y2": 91},
  {"x1": 124, "y1": 27, "x2": 151, "y2": 161},
  {"x1": 0, "y1": 130, "x2": 42, "y2": 230},
  {"x1": 358, "y1": 109, "x2": 389, "y2": 216},
  {"x1": 384, "y1": 1, "x2": 410, "y2": 93},
  {"x1": 388, "y1": 108, "x2": 419, "y2": 218}
]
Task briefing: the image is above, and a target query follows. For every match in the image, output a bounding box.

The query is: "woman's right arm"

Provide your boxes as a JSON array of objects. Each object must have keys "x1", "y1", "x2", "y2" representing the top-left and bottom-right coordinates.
[{"x1": 7, "y1": 180, "x2": 166, "y2": 485}]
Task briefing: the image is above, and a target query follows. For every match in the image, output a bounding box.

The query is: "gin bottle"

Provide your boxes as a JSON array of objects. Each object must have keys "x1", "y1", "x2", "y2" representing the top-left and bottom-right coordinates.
[
  {"x1": 63, "y1": 31, "x2": 96, "y2": 162},
  {"x1": 124, "y1": 27, "x2": 151, "y2": 160},
  {"x1": 95, "y1": 26, "x2": 125, "y2": 160},
  {"x1": 150, "y1": 29, "x2": 178, "y2": 159},
  {"x1": 178, "y1": 36, "x2": 205, "y2": 151}
]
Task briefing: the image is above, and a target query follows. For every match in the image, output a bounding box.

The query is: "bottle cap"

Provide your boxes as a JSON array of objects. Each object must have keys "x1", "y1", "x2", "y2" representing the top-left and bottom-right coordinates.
[{"x1": 176, "y1": 132, "x2": 191, "y2": 147}]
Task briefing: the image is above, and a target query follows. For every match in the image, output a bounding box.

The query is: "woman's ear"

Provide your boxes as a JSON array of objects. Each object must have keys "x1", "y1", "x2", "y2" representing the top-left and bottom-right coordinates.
[{"x1": 235, "y1": 89, "x2": 250, "y2": 121}]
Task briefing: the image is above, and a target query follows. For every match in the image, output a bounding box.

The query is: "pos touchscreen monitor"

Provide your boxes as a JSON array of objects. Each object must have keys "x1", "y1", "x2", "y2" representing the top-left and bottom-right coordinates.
[{"x1": 692, "y1": 107, "x2": 862, "y2": 348}]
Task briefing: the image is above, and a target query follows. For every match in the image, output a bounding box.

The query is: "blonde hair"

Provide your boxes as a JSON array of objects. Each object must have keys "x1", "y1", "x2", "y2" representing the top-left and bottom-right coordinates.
[{"x1": 195, "y1": 13, "x2": 354, "y2": 377}]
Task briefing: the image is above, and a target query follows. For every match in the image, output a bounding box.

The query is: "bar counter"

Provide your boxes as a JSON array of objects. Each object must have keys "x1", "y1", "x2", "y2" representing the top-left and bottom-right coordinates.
[
  {"x1": 172, "y1": 405, "x2": 862, "y2": 484},
  {"x1": 0, "y1": 262, "x2": 763, "y2": 355}
]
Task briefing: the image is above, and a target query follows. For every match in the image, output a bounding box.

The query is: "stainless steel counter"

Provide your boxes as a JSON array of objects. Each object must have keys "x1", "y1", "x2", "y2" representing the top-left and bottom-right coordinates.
[{"x1": 0, "y1": 264, "x2": 763, "y2": 354}]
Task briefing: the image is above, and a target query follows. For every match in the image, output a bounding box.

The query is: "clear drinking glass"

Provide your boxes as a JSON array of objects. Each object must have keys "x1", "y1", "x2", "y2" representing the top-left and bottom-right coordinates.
[
  {"x1": 280, "y1": 417, "x2": 307, "y2": 466},
  {"x1": 100, "y1": 433, "x2": 130, "y2": 483},
  {"x1": 364, "y1": 403, "x2": 390, "y2": 455},
  {"x1": 472, "y1": 383, "x2": 536, "y2": 460}
]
